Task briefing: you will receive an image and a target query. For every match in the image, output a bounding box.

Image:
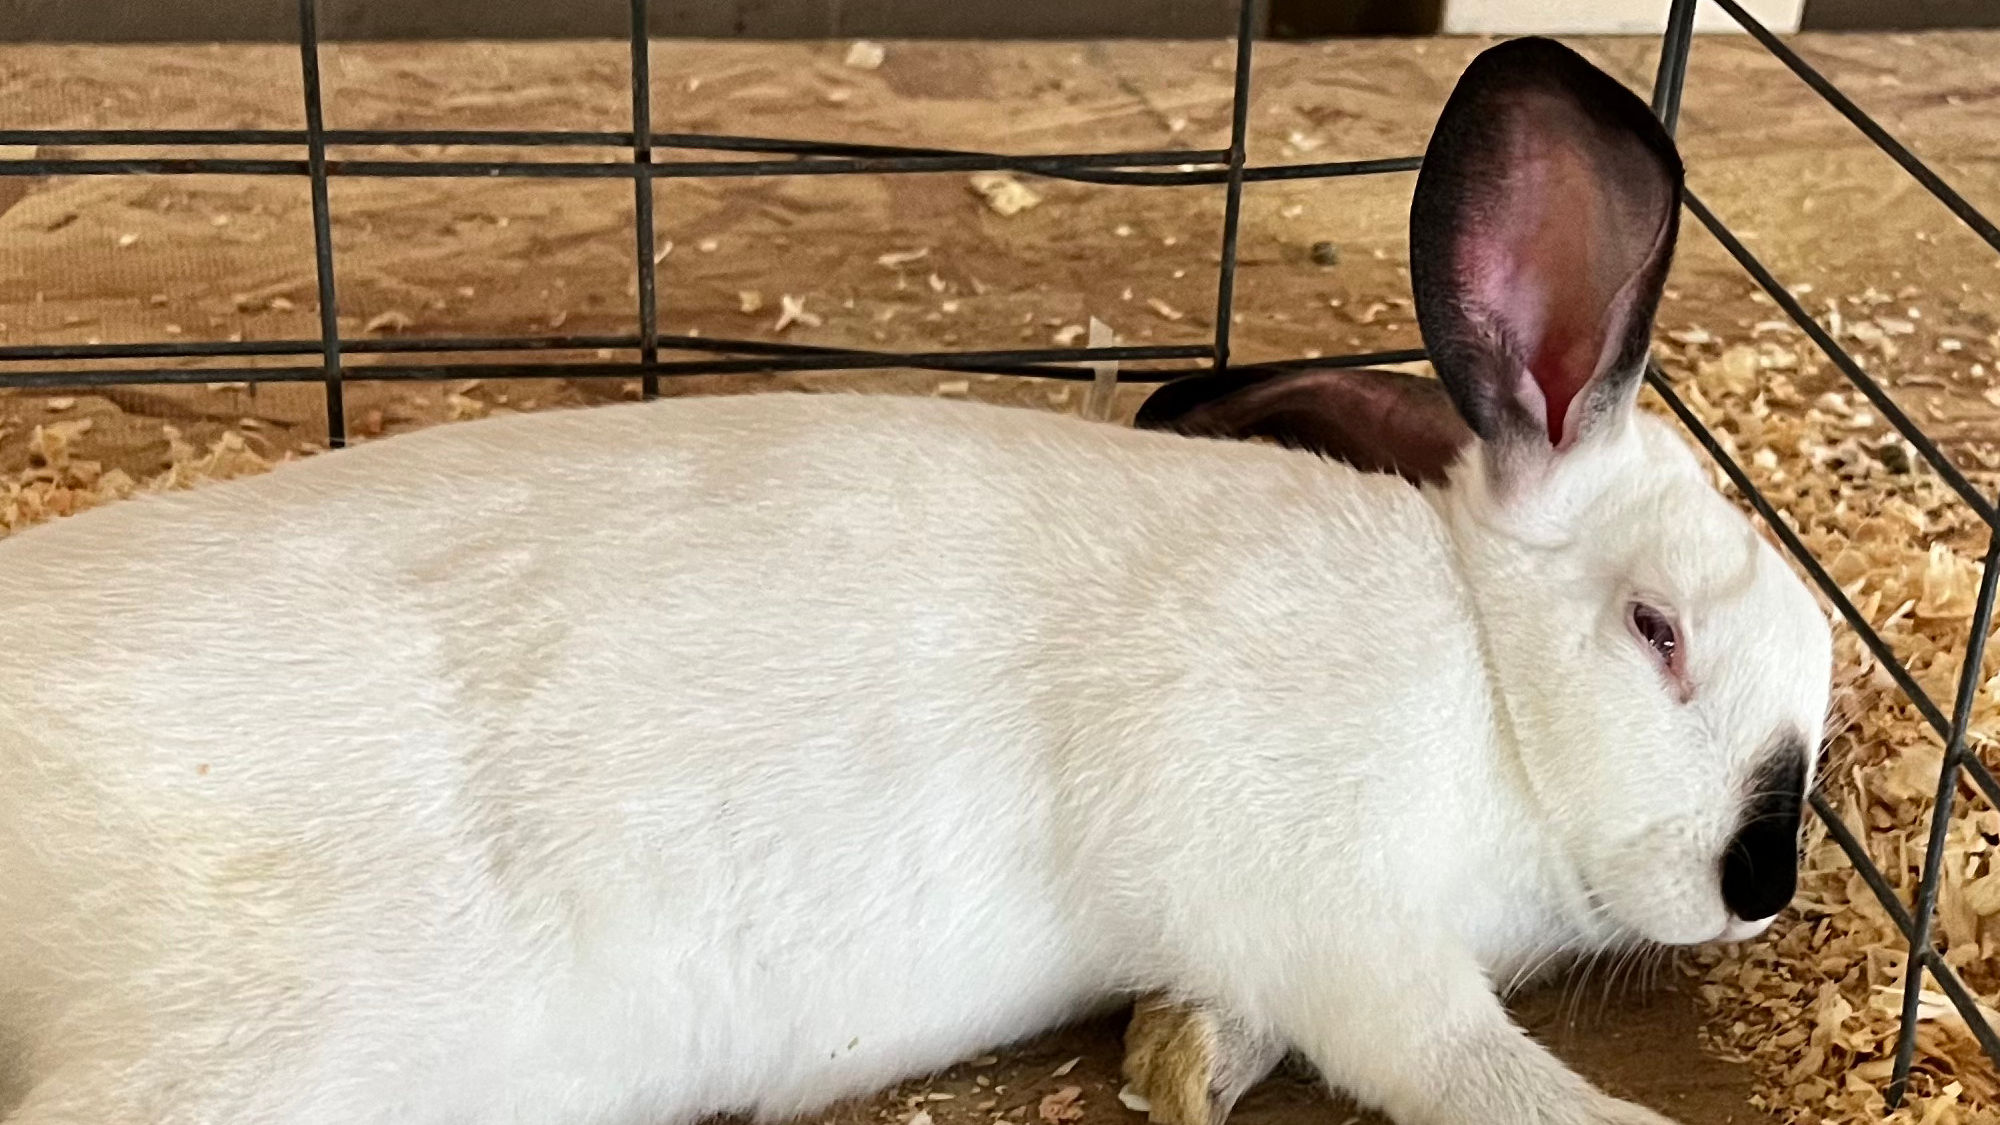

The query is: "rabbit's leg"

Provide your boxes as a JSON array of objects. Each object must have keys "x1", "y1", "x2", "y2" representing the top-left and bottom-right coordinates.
[
  {"x1": 1275, "y1": 954, "x2": 1678, "y2": 1125},
  {"x1": 1122, "y1": 995, "x2": 1285, "y2": 1125}
]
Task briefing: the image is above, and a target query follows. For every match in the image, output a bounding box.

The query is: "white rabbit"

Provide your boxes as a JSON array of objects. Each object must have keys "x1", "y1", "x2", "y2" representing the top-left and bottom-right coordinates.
[{"x1": 0, "y1": 37, "x2": 1828, "y2": 1125}]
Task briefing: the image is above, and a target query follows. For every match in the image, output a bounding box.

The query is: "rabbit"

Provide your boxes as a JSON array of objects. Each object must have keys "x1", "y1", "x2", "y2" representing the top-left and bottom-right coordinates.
[{"x1": 0, "y1": 35, "x2": 1829, "y2": 1125}]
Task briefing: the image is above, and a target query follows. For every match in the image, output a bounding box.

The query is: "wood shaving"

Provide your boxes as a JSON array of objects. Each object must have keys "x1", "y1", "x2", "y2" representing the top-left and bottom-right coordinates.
[
  {"x1": 363, "y1": 310, "x2": 414, "y2": 334},
  {"x1": 843, "y1": 40, "x2": 887, "y2": 70},
  {"x1": 774, "y1": 294, "x2": 821, "y2": 333},
  {"x1": 446, "y1": 392, "x2": 490, "y2": 421},
  {"x1": 1036, "y1": 1087, "x2": 1083, "y2": 1124},
  {"x1": 968, "y1": 173, "x2": 1043, "y2": 217}
]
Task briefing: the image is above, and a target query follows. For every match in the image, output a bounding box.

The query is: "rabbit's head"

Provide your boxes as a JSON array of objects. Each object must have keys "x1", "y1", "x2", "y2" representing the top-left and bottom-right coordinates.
[{"x1": 1136, "y1": 37, "x2": 1832, "y2": 948}]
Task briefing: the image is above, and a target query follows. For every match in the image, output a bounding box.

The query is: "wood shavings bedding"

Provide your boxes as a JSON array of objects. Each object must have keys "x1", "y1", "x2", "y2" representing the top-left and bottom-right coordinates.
[{"x1": 0, "y1": 419, "x2": 276, "y2": 535}]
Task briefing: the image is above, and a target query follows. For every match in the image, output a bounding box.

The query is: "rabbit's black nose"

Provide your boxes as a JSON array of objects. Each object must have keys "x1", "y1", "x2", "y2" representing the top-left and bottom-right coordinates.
[{"x1": 1720, "y1": 747, "x2": 1807, "y2": 922}]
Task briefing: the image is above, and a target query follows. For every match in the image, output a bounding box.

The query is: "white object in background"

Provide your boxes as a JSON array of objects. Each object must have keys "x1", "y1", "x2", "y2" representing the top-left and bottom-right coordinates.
[
  {"x1": 1084, "y1": 317, "x2": 1119, "y2": 421},
  {"x1": 1441, "y1": 0, "x2": 1802, "y2": 35}
]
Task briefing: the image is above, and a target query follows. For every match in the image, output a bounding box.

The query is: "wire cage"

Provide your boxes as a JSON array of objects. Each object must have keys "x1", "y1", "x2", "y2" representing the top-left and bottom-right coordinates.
[{"x1": 2, "y1": 0, "x2": 1997, "y2": 1111}]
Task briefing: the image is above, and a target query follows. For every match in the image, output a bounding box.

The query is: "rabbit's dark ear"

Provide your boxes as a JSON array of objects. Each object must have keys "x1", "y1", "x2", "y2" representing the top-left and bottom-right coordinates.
[
  {"x1": 1134, "y1": 369, "x2": 1474, "y2": 487},
  {"x1": 1409, "y1": 36, "x2": 1682, "y2": 465}
]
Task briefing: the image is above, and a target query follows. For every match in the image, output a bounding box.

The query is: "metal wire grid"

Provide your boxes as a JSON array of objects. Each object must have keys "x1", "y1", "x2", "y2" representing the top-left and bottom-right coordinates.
[
  {"x1": 0, "y1": 0, "x2": 1996, "y2": 1108},
  {"x1": 1646, "y1": 0, "x2": 2000, "y2": 1105},
  {"x1": 0, "y1": 0, "x2": 1428, "y2": 427}
]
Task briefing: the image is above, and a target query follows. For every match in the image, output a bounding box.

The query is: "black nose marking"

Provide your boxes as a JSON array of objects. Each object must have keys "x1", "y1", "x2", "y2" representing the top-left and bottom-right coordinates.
[{"x1": 1721, "y1": 743, "x2": 1808, "y2": 922}]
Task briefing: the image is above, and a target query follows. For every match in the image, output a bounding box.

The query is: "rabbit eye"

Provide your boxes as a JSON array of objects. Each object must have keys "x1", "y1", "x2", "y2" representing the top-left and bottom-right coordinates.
[{"x1": 1629, "y1": 602, "x2": 1681, "y2": 671}]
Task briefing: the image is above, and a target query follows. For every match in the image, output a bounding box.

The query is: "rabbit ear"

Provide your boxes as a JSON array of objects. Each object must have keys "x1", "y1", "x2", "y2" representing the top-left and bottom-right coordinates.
[
  {"x1": 1133, "y1": 368, "x2": 1474, "y2": 486},
  {"x1": 1409, "y1": 36, "x2": 1682, "y2": 469}
]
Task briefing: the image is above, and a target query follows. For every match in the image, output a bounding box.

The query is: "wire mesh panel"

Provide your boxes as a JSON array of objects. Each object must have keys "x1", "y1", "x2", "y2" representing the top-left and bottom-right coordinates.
[
  {"x1": 1643, "y1": 0, "x2": 2000, "y2": 1106},
  {"x1": 1, "y1": 0, "x2": 1996, "y2": 1111}
]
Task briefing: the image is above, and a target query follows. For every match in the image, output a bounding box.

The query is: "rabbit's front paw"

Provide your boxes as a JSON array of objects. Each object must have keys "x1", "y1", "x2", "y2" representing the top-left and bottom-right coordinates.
[{"x1": 1121, "y1": 996, "x2": 1284, "y2": 1125}]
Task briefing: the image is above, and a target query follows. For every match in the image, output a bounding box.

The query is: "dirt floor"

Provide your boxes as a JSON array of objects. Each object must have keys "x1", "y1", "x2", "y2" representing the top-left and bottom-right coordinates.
[{"x1": 4, "y1": 28, "x2": 2000, "y2": 1125}]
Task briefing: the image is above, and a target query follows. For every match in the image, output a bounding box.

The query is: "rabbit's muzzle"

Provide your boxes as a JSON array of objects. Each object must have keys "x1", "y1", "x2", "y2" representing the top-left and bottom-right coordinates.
[{"x1": 1718, "y1": 741, "x2": 1809, "y2": 927}]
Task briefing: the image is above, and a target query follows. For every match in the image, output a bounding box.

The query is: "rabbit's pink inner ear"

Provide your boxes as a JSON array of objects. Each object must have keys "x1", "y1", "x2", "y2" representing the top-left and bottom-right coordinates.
[
  {"x1": 1410, "y1": 37, "x2": 1685, "y2": 462},
  {"x1": 1466, "y1": 107, "x2": 1657, "y2": 450}
]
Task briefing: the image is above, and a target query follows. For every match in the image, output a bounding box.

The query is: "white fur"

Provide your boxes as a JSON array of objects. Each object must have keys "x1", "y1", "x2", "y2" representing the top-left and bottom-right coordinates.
[{"x1": 0, "y1": 389, "x2": 1829, "y2": 1125}]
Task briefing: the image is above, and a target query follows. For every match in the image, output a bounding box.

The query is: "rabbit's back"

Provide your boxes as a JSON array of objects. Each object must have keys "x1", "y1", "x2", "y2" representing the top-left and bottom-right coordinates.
[{"x1": 0, "y1": 393, "x2": 1471, "y2": 1125}]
